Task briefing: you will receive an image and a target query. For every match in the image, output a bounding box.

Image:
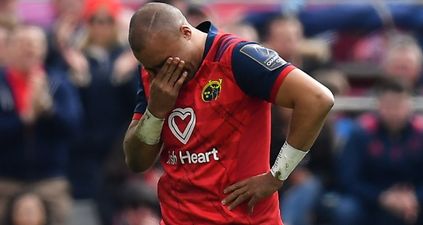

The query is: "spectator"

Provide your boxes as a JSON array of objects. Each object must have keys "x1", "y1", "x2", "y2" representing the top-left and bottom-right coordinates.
[
  {"x1": 0, "y1": 0, "x2": 18, "y2": 30},
  {"x1": 2, "y1": 190, "x2": 51, "y2": 225},
  {"x1": 112, "y1": 180, "x2": 160, "y2": 225},
  {"x1": 223, "y1": 21, "x2": 259, "y2": 42},
  {"x1": 0, "y1": 26, "x2": 9, "y2": 67},
  {"x1": 66, "y1": 0, "x2": 138, "y2": 224},
  {"x1": 335, "y1": 77, "x2": 423, "y2": 225},
  {"x1": 0, "y1": 25, "x2": 81, "y2": 225},
  {"x1": 263, "y1": 14, "x2": 330, "y2": 74},
  {"x1": 381, "y1": 34, "x2": 423, "y2": 93},
  {"x1": 263, "y1": 15, "x2": 304, "y2": 67},
  {"x1": 186, "y1": 4, "x2": 210, "y2": 27},
  {"x1": 45, "y1": 0, "x2": 86, "y2": 72}
]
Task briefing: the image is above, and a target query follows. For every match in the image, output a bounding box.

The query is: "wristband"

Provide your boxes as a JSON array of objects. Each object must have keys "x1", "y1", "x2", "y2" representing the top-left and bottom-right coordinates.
[
  {"x1": 135, "y1": 108, "x2": 165, "y2": 145},
  {"x1": 270, "y1": 141, "x2": 309, "y2": 181}
]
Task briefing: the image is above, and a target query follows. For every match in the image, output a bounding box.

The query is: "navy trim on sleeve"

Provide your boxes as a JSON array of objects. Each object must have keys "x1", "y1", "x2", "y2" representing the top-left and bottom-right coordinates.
[
  {"x1": 134, "y1": 65, "x2": 148, "y2": 114},
  {"x1": 214, "y1": 35, "x2": 237, "y2": 62},
  {"x1": 232, "y1": 42, "x2": 290, "y2": 101}
]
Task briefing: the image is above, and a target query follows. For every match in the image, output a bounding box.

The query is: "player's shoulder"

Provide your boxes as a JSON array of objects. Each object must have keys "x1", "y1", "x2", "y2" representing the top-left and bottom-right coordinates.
[{"x1": 231, "y1": 42, "x2": 287, "y2": 72}]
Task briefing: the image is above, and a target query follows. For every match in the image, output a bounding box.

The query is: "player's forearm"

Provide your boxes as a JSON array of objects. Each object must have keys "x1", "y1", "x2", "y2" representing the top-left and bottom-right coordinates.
[
  {"x1": 270, "y1": 92, "x2": 333, "y2": 181},
  {"x1": 287, "y1": 90, "x2": 334, "y2": 150},
  {"x1": 123, "y1": 120, "x2": 162, "y2": 172}
]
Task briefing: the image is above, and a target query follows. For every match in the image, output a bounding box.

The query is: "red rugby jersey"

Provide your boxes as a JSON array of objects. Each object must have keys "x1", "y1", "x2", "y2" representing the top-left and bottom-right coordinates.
[{"x1": 132, "y1": 22, "x2": 295, "y2": 225}]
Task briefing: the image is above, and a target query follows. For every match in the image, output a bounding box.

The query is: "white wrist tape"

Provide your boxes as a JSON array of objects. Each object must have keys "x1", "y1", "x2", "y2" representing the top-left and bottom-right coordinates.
[
  {"x1": 135, "y1": 108, "x2": 165, "y2": 145},
  {"x1": 270, "y1": 142, "x2": 309, "y2": 181}
]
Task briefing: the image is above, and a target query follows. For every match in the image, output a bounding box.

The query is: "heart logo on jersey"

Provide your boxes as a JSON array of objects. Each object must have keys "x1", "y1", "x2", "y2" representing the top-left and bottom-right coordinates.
[{"x1": 168, "y1": 107, "x2": 196, "y2": 144}]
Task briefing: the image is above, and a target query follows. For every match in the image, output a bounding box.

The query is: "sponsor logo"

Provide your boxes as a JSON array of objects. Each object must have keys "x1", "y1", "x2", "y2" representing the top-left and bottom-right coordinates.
[
  {"x1": 202, "y1": 79, "x2": 222, "y2": 102},
  {"x1": 166, "y1": 148, "x2": 220, "y2": 165},
  {"x1": 166, "y1": 151, "x2": 178, "y2": 165},
  {"x1": 265, "y1": 54, "x2": 283, "y2": 67},
  {"x1": 168, "y1": 107, "x2": 196, "y2": 144}
]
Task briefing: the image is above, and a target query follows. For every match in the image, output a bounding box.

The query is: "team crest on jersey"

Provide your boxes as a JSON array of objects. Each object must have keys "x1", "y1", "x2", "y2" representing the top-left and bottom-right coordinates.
[
  {"x1": 202, "y1": 79, "x2": 222, "y2": 102},
  {"x1": 240, "y1": 44, "x2": 287, "y2": 71}
]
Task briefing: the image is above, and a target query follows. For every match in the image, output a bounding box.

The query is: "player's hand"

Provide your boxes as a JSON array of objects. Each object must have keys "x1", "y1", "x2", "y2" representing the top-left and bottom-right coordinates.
[
  {"x1": 222, "y1": 172, "x2": 283, "y2": 214},
  {"x1": 148, "y1": 57, "x2": 187, "y2": 118}
]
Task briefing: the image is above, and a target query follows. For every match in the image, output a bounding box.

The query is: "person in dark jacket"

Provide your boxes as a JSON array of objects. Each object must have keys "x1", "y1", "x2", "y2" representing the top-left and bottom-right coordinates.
[
  {"x1": 335, "y1": 77, "x2": 423, "y2": 225},
  {"x1": 0, "y1": 25, "x2": 81, "y2": 225},
  {"x1": 65, "y1": 1, "x2": 138, "y2": 224}
]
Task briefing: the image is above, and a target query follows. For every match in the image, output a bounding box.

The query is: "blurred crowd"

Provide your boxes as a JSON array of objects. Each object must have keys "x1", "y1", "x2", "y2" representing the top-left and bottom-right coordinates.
[{"x1": 1, "y1": 0, "x2": 423, "y2": 225}]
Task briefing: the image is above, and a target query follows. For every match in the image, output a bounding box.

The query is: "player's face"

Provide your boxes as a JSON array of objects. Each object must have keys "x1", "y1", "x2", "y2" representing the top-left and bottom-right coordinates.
[
  {"x1": 138, "y1": 32, "x2": 195, "y2": 79},
  {"x1": 378, "y1": 91, "x2": 412, "y2": 133}
]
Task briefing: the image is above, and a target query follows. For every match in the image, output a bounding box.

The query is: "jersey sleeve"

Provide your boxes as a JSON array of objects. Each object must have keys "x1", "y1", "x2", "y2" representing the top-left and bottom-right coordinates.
[
  {"x1": 132, "y1": 66, "x2": 148, "y2": 120},
  {"x1": 231, "y1": 42, "x2": 296, "y2": 103}
]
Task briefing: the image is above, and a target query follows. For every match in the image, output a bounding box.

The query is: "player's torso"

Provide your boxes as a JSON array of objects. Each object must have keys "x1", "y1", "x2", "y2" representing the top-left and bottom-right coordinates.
[
  {"x1": 159, "y1": 56, "x2": 261, "y2": 183},
  {"x1": 141, "y1": 34, "x2": 281, "y2": 225}
]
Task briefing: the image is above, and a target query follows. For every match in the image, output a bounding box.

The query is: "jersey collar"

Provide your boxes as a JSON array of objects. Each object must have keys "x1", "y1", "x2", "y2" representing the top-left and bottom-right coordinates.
[{"x1": 196, "y1": 21, "x2": 217, "y2": 61}]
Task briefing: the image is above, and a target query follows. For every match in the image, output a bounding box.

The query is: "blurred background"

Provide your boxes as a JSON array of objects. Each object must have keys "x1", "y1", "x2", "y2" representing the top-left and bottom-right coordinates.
[{"x1": 1, "y1": 0, "x2": 423, "y2": 225}]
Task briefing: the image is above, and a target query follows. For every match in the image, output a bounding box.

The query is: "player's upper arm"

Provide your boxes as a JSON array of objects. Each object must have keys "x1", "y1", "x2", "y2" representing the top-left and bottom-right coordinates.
[
  {"x1": 232, "y1": 42, "x2": 333, "y2": 108},
  {"x1": 274, "y1": 68, "x2": 334, "y2": 109},
  {"x1": 231, "y1": 42, "x2": 295, "y2": 102}
]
